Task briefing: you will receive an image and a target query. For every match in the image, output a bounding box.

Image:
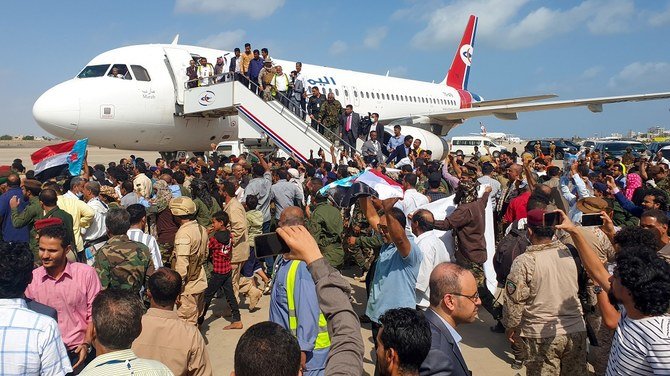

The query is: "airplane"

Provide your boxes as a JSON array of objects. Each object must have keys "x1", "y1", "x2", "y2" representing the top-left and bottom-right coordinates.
[{"x1": 33, "y1": 14, "x2": 670, "y2": 159}]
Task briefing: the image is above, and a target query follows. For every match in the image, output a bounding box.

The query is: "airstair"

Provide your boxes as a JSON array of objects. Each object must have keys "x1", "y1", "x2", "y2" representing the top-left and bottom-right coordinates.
[{"x1": 180, "y1": 73, "x2": 359, "y2": 163}]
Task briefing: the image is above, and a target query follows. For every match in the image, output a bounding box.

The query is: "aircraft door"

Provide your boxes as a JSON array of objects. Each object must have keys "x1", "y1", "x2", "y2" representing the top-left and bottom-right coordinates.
[{"x1": 163, "y1": 47, "x2": 193, "y2": 104}]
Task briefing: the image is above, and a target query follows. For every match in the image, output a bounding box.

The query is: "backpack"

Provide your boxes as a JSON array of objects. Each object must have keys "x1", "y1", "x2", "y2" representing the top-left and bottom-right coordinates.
[{"x1": 493, "y1": 220, "x2": 530, "y2": 285}]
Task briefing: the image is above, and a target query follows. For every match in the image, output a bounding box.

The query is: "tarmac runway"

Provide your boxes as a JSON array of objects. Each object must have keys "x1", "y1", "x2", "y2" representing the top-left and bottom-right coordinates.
[{"x1": 0, "y1": 144, "x2": 524, "y2": 375}]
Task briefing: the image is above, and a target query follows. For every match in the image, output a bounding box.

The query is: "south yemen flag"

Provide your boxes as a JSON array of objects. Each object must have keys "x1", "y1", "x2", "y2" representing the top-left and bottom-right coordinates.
[{"x1": 31, "y1": 139, "x2": 88, "y2": 181}]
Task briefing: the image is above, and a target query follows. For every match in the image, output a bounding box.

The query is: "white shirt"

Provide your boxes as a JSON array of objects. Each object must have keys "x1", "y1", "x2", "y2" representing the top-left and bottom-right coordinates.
[
  {"x1": 0, "y1": 298, "x2": 73, "y2": 375},
  {"x1": 234, "y1": 56, "x2": 241, "y2": 73},
  {"x1": 415, "y1": 231, "x2": 451, "y2": 308},
  {"x1": 606, "y1": 307, "x2": 670, "y2": 375},
  {"x1": 235, "y1": 186, "x2": 245, "y2": 203},
  {"x1": 83, "y1": 197, "x2": 108, "y2": 244},
  {"x1": 273, "y1": 73, "x2": 290, "y2": 92},
  {"x1": 396, "y1": 188, "x2": 429, "y2": 235},
  {"x1": 127, "y1": 228, "x2": 163, "y2": 269},
  {"x1": 197, "y1": 64, "x2": 214, "y2": 86}
]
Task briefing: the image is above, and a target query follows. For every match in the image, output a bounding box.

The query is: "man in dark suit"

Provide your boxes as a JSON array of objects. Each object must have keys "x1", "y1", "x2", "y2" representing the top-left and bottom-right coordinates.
[
  {"x1": 420, "y1": 262, "x2": 477, "y2": 376},
  {"x1": 339, "y1": 105, "x2": 360, "y2": 156},
  {"x1": 369, "y1": 113, "x2": 389, "y2": 156},
  {"x1": 385, "y1": 135, "x2": 414, "y2": 165}
]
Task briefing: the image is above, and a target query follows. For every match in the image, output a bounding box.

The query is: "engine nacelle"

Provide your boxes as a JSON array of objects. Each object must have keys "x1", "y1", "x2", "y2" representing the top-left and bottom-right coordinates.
[{"x1": 381, "y1": 125, "x2": 448, "y2": 161}]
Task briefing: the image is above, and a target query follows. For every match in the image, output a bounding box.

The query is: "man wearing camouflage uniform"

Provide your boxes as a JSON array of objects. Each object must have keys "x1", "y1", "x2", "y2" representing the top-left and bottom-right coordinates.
[
  {"x1": 94, "y1": 207, "x2": 154, "y2": 295},
  {"x1": 503, "y1": 209, "x2": 587, "y2": 376},
  {"x1": 319, "y1": 92, "x2": 342, "y2": 143},
  {"x1": 170, "y1": 196, "x2": 209, "y2": 325}
]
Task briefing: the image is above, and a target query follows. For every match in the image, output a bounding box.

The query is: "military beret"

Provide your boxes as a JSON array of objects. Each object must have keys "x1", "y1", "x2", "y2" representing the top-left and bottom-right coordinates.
[
  {"x1": 34, "y1": 217, "x2": 64, "y2": 231},
  {"x1": 526, "y1": 209, "x2": 546, "y2": 227},
  {"x1": 169, "y1": 196, "x2": 197, "y2": 216}
]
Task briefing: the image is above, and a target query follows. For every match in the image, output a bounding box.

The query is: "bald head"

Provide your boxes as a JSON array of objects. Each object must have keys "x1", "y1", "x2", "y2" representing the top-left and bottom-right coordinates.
[
  {"x1": 7, "y1": 173, "x2": 20, "y2": 188},
  {"x1": 160, "y1": 174, "x2": 173, "y2": 184},
  {"x1": 429, "y1": 263, "x2": 467, "y2": 307},
  {"x1": 279, "y1": 206, "x2": 305, "y2": 227}
]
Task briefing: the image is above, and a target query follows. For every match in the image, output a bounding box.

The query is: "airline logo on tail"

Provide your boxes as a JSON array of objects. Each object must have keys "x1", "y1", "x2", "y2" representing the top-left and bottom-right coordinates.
[{"x1": 446, "y1": 15, "x2": 478, "y2": 90}]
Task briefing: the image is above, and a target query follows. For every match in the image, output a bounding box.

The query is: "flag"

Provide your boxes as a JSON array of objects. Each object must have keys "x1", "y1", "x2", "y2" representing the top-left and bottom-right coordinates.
[
  {"x1": 317, "y1": 172, "x2": 361, "y2": 196},
  {"x1": 31, "y1": 139, "x2": 88, "y2": 181},
  {"x1": 354, "y1": 169, "x2": 403, "y2": 200}
]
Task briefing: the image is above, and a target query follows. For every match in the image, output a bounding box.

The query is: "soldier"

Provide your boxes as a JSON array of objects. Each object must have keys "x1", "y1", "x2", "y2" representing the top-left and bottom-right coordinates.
[
  {"x1": 95, "y1": 208, "x2": 154, "y2": 295},
  {"x1": 258, "y1": 58, "x2": 276, "y2": 101},
  {"x1": 503, "y1": 209, "x2": 588, "y2": 376},
  {"x1": 549, "y1": 141, "x2": 556, "y2": 159},
  {"x1": 10, "y1": 179, "x2": 42, "y2": 261},
  {"x1": 344, "y1": 201, "x2": 374, "y2": 280},
  {"x1": 169, "y1": 197, "x2": 209, "y2": 325},
  {"x1": 308, "y1": 86, "x2": 324, "y2": 134},
  {"x1": 306, "y1": 179, "x2": 344, "y2": 269},
  {"x1": 319, "y1": 92, "x2": 342, "y2": 143}
]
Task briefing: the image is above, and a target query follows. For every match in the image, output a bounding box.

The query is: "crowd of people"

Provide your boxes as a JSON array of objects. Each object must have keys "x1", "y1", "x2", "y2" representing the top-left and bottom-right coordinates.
[{"x1": 3, "y1": 82, "x2": 670, "y2": 375}]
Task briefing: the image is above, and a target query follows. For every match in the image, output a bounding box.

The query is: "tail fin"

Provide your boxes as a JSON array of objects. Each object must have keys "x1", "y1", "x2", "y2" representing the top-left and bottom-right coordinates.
[{"x1": 443, "y1": 15, "x2": 478, "y2": 90}]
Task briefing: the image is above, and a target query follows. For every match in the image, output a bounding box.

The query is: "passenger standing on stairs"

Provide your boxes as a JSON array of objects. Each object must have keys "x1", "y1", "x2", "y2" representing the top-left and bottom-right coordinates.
[
  {"x1": 248, "y1": 49, "x2": 264, "y2": 94},
  {"x1": 197, "y1": 57, "x2": 214, "y2": 87},
  {"x1": 339, "y1": 105, "x2": 360, "y2": 156},
  {"x1": 319, "y1": 92, "x2": 342, "y2": 144},
  {"x1": 289, "y1": 70, "x2": 304, "y2": 117},
  {"x1": 258, "y1": 58, "x2": 276, "y2": 101},
  {"x1": 186, "y1": 59, "x2": 197, "y2": 88},
  {"x1": 272, "y1": 65, "x2": 291, "y2": 107},
  {"x1": 295, "y1": 62, "x2": 308, "y2": 120},
  {"x1": 240, "y1": 43, "x2": 253, "y2": 87},
  {"x1": 308, "y1": 87, "x2": 324, "y2": 134}
]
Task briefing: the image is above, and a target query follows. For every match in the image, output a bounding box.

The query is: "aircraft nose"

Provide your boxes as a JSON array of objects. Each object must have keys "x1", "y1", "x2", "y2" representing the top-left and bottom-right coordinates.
[{"x1": 33, "y1": 82, "x2": 80, "y2": 139}]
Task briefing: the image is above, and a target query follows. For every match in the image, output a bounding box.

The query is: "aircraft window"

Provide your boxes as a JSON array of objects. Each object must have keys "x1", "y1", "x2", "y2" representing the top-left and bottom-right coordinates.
[
  {"x1": 108, "y1": 64, "x2": 132, "y2": 80},
  {"x1": 366, "y1": 92, "x2": 370, "y2": 99},
  {"x1": 353, "y1": 91, "x2": 357, "y2": 97},
  {"x1": 335, "y1": 89, "x2": 340, "y2": 96},
  {"x1": 376, "y1": 93, "x2": 380, "y2": 99},
  {"x1": 130, "y1": 65, "x2": 151, "y2": 82},
  {"x1": 328, "y1": 88, "x2": 333, "y2": 94},
  {"x1": 77, "y1": 64, "x2": 110, "y2": 78},
  {"x1": 308, "y1": 86, "x2": 312, "y2": 92}
]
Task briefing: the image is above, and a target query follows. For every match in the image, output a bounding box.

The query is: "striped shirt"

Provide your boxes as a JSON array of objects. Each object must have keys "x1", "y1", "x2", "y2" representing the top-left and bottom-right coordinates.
[
  {"x1": 79, "y1": 349, "x2": 173, "y2": 375},
  {"x1": 127, "y1": 229, "x2": 163, "y2": 269},
  {"x1": 0, "y1": 298, "x2": 72, "y2": 375},
  {"x1": 607, "y1": 308, "x2": 670, "y2": 375}
]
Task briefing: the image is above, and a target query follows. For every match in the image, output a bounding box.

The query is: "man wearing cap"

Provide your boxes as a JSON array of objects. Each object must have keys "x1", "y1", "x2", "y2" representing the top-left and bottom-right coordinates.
[
  {"x1": 10, "y1": 179, "x2": 42, "y2": 261},
  {"x1": 503, "y1": 209, "x2": 587, "y2": 375},
  {"x1": 306, "y1": 179, "x2": 344, "y2": 268},
  {"x1": 258, "y1": 57, "x2": 276, "y2": 101},
  {"x1": 567, "y1": 197, "x2": 616, "y2": 375},
  {"x1": 38, "y1": 188, "x2": 78, "y2": 261},
  {"x1": 169, "y1": 196, "x2": 208, "y2": 325}
]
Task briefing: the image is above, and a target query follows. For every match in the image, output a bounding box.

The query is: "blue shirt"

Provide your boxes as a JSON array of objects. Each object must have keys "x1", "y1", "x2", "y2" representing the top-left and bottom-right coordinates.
[
  {"x1": 168, "y1": 184, "x2": 182, "y2": 198},
  {"x1": 248, "y1": 58, "x2": 264, "y2": 79},
  {"x1": 0, "y1": 187, "x2": 29, "y2": 242},
  {"x1": 366, "y1": 238, "x2": 422, "y2": 323},
  {"x1": 270, "y1": 258, "x2": 328, "y2": 375},
  {"x1": 387, "y1": 134, "x2": 404, "y2": 152}
]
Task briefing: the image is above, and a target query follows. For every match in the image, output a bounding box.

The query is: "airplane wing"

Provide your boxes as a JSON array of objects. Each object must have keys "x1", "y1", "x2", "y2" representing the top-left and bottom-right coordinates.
[
  {"x1": 471, "y1": 94, "x2": 557, "y2": 107},
  {"x1": 429, "y1": 92, "x2": 670, "y2": 122}
]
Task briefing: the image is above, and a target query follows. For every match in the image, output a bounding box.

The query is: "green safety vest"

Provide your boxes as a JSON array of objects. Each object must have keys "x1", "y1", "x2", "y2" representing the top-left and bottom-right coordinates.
[{"x1": 285, "y1": 260, "x2": 331, "y2": 350}]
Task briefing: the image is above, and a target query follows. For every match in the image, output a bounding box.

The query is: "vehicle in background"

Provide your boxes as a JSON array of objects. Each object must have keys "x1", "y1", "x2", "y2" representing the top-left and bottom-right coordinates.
[
  {"x1": 561, "y1": 140, "x2": 581, "y2": 151},
  {"x1": 648, "y1": 141, "x2": 670, "y2": 155},
  {"x1": 594, "y1": 141, "x2": 645, "y2": 159},
  {"x1": 581, "y1": 140, "x2": 597, "y2": 152},
  {"x1": 450, "y1": 136, "x2": 506, "y2": 157},
  {"x1": 658, "y1": 146, "x2": 670, "y2": 161},
  {"x1": 523, "y1": 139, "x2": 578, "y2": 160}
]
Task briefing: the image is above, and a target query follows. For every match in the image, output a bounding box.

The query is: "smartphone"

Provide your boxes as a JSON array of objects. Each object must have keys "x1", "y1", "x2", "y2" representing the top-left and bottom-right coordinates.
[
  {"x1": 254, "y1": 232, "x2": 290, "y2": 258},
  {"x1": 581, "y1": 213, "x2": 604, "y2": 227},
  {"x1": 543, "y1": 211, "x2": 561, "y2": 227}
]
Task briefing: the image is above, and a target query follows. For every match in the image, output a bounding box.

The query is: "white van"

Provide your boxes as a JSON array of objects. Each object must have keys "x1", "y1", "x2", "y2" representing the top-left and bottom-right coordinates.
[{"x1": 450, "y1": 136, "x2": 507, "y2": 157}]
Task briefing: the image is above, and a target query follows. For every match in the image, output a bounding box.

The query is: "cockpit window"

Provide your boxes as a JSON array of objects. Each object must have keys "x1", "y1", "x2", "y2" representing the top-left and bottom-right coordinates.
[
  {"x1": 77, "y1": 65, "x2": 110, "y2": 78},
  {"x1": 131, "y1": 65, "x2": 151, "y2": 82},
  {"x1": 108, "y1": 64, "x2": 132, "y2": 80}
]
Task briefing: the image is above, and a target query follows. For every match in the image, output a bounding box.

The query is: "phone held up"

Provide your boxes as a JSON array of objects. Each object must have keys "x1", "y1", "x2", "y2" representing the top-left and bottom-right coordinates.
[{"x1": 254, "y1": 232, "x2": 290, "y2": 258}]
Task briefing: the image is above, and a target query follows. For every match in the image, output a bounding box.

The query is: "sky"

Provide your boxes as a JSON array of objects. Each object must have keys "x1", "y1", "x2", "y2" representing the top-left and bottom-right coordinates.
[{"x1": 1, "y1": 0, "x2": 670, "y2": 140}]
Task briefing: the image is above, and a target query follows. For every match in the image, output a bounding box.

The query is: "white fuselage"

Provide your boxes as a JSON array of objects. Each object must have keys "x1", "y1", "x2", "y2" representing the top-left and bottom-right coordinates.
[{"x1": 34, "y1": 44, "x2": 462, "y2": 152}]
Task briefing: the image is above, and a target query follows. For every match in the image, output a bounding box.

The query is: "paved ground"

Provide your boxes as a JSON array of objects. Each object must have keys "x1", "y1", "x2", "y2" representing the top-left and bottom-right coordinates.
[{"x1": 201, "y1": 267, "x2": 525, "y2": 376}]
